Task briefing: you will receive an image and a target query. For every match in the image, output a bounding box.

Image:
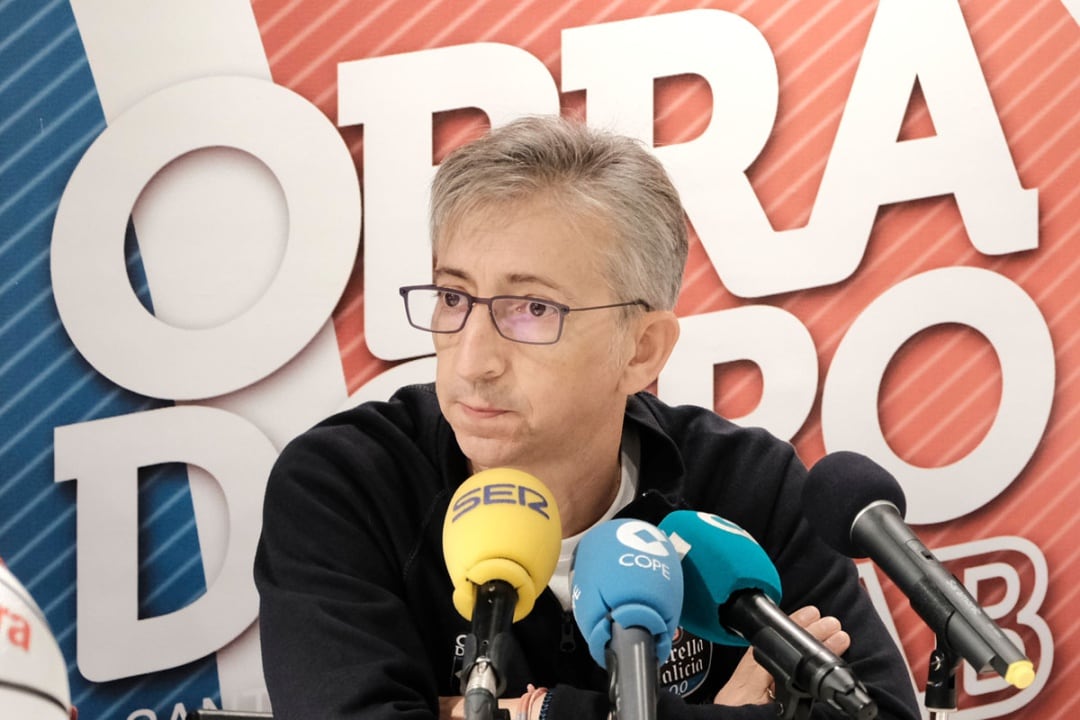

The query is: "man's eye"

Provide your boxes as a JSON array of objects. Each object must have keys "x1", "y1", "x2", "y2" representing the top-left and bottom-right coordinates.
[
  {"x1": 440, "y1": 291, "x2": 464, "y2": 308},
  {"x1": 527, "y1": 301, "x2": 552, "y2": 318}
]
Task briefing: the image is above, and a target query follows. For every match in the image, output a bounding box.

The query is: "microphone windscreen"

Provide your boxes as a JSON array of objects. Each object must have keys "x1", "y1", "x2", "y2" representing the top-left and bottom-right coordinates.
[
  {"x1": 802, "y1": 451, "x2": 908, "y2": 558},
  {"x1": 442, "y1": 468, "x2": 561, "y2": 622},
  {"x1": 0, "y1": 561, "x2": 72, "y2": 719},
  {"x1": 658, "y1": 510, "x2": 781, "y2": 646},
  {"x1": 570, "y1": 519, "x2": 683, "y2": 667}
]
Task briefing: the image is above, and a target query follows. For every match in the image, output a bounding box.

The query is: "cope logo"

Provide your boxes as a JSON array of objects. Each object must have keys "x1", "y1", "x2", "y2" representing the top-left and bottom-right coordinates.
[
  {"x1": 695, "y1": 512, "x2": 756, "y2": 542},
  {"x1": 616, "y1": 521, "x2": 673, "y2": 580}
]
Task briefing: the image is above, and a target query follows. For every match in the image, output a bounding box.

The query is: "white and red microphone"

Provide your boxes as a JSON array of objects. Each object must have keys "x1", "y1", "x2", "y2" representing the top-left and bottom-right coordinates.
[{"x1": 0, "y1": 558, "x2": 74, "y2": 719}]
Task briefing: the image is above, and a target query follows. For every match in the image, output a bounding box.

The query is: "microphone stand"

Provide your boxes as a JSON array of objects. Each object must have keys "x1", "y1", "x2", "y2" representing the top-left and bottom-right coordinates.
[
  {"x1": 461, "y1": 581, "x2": 515, "y2": 720},
  {"x1": 924, "y1": 641, "x2": 960, "y2": 720},
  {"x1": 754, "y1": 650, "x2": 814, "y2": 720},
  {"x1": 606, "y1": 622, "x2": 658, "y2": 720}
]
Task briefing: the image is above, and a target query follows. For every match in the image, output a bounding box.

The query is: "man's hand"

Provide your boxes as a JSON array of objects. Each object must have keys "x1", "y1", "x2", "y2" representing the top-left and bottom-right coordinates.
[
  {"x1": 439, "y1": 693, "x2": 528, "y2": 720},
  {"x1": 439, "y1": 695, "x2": 465, "y2": 719},
  {"x1": 712, "y1": 605, "x2": 850, "y2": 706}
]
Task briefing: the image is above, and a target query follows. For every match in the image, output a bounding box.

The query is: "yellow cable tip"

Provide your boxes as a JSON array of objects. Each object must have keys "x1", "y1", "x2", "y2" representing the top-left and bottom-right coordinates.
[{"x1": 1005, "y1": 660, "x2": 1035, "y2": 689}]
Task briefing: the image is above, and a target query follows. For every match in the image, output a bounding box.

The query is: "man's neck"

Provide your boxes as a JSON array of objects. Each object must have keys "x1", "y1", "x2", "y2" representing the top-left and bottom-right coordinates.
[
  {"x1": 551, "y1": 459, "x2": 622, "y2": 537},
  {"x1": 532, "y1": 419, "x2": 627, "y2": 536}
]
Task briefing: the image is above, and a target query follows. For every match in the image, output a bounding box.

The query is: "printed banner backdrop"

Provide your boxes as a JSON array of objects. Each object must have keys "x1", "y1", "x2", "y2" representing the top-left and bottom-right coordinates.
[{"x1": 1, "y1": 1, "x2": 1077, "y2": 718}]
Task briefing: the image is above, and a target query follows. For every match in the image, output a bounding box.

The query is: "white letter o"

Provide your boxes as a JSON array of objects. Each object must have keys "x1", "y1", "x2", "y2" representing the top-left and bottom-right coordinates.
[
  {"x1": 51, "y1": 75, "x2": 361, "y2": 400},
  {"x1": 822, "y1": 267, "x2": 1054, "y2": 523}
]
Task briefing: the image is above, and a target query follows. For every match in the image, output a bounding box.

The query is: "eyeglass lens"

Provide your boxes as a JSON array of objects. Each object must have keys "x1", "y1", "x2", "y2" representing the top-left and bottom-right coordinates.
[{"x1": 405, "y1": 288, "x2": 563, "y2": 344}]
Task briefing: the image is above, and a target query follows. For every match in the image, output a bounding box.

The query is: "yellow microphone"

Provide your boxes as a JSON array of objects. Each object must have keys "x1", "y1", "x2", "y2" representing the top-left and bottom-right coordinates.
[
  {"x1": 443, "y1": 468, "x2": 562, "y2": 620},
  {"x1": 442, "y1": 468, "x2": 561, "y2": 720}
]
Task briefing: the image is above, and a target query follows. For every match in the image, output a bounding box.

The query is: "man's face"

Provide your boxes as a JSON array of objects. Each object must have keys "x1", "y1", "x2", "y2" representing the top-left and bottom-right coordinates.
[{"x1": 432, "y1": 198, "x2": 634, "y2": 475}]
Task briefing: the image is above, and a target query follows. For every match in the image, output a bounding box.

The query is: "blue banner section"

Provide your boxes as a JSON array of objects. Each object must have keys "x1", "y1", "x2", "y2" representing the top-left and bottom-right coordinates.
[{"x1": 0, "y1": 2, "x2": 220, "y2": 716}]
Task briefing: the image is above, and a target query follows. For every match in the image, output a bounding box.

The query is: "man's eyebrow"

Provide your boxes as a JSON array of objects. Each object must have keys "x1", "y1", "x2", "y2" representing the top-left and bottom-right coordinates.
[
  {"x1": 432, "y1": 268, "x2": 566, "y2": 293},
  {"x1": 506, "y1": 272, "x2": 563, "y2": 290},
  {"x1": 433, "y1": 266, "x2": 470, "y2": 282}
]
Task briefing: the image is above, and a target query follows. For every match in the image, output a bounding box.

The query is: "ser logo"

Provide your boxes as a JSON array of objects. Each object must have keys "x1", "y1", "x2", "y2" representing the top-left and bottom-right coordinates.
[{"x1": 450, "y1": 483, "x2": 550, "y2": 522}]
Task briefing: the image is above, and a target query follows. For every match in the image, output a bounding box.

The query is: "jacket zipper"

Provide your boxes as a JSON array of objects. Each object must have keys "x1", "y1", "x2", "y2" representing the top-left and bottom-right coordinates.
[{"x1": 560, "y1": 609, "x2": 576, "y2": 652}]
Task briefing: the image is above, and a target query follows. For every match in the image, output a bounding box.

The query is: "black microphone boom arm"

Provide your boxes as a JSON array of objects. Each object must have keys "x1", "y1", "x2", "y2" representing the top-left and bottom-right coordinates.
[{"x1": 723, "y1": 590, "x2": 877, "y2": 720}]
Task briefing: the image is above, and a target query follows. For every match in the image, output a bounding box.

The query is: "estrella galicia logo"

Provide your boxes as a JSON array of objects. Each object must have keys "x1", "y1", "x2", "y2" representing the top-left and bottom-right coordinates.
[{"x1": 659, "y1": 626, "x2": 711, "y2": 697}]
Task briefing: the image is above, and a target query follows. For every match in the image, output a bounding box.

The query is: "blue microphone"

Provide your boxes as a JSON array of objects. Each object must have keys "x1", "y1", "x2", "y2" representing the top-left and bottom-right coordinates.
[
  {"x1": 659, "y1": 510, "x2": 876, "y2": 720},
  {"x1": 571, "y1": 519, "x2": 683, "y2": 720}
]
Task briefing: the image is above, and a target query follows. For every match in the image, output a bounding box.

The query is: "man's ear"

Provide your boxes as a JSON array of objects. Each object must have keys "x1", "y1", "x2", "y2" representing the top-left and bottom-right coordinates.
[{"x1": 620, "y1": 310, "x2": 680, "y2": 395}]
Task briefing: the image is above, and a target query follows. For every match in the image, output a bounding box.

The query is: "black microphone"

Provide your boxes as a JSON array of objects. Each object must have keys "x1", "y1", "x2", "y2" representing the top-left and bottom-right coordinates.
[
  {"x1": 659, "y1": 511, "x2": 877, "y2": 720},
  {"x1": 803, "y1": 451, "x2": 1035, "y2": 689}
]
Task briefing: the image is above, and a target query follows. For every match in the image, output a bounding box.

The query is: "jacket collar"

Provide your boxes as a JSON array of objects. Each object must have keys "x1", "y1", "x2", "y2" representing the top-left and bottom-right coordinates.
[{"x1": 624, "y1": 391, "x2": 686, "y2": 499}]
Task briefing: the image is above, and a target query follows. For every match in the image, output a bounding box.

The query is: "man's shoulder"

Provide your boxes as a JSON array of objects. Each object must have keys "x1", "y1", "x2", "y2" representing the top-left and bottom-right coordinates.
[
  {"x1": 630, "y1": 391, "x2": 800, "y2": 485},
  {"x1": 268, "y1": 383, "x2": 454, "y2": 512},
  {"x1": 281, "y1": 383, "x2": 443, "y2": 460},
  {"x1": 318, "y1": 382, "x2": 439, "y2": 431},
  {"x1": 630, "y1": 391, "x2": 783, "y2": 448}
]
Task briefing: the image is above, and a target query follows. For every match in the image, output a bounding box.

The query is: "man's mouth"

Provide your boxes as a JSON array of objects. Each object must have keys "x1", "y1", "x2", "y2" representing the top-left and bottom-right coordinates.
[{"x1": 459, "y1": 401, "x2": 507, "y2": 419}]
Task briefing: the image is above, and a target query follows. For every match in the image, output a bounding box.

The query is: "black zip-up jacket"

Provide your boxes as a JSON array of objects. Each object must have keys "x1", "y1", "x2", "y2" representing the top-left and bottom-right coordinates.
[{"x1": 254, "y1": 384, "x2": 920, "y2": 720}]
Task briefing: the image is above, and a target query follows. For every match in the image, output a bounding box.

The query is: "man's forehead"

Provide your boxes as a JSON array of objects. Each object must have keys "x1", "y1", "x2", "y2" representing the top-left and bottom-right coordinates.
[
  {"x1": 432, "y1": 196, "x2": 613, "y2": 296},
  {"x1": 432, "y1": 263, "x2": 567, "y2": 295}
]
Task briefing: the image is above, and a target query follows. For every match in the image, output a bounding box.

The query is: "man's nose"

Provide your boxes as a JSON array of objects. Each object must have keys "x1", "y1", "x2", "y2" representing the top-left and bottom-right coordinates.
[{"x1": 451, "y1": 303, "x2": 507, "y2": 379}]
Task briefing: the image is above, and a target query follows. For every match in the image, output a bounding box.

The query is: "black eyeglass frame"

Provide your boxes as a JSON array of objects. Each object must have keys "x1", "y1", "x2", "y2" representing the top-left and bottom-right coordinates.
[{"x1": 398, "y1": 284, "x2": 652, "y2": 345}]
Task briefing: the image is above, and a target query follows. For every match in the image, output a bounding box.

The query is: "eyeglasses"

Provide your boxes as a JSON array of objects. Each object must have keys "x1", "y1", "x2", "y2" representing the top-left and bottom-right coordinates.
[{"x1": 399, "y1": 284, "x2": 651, "y2": 345}]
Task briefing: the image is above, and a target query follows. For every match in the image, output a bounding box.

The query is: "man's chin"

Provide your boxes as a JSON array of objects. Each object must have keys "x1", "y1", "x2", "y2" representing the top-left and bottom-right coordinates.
[{"x1": 453, "y1": 433, "x2": 522, "y2": 473}]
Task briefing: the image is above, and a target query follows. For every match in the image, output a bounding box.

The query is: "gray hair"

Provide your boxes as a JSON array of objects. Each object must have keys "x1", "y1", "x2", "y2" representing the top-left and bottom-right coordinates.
[{"x1": 429, "y1": 115, "x2": 688, "y2": 311}]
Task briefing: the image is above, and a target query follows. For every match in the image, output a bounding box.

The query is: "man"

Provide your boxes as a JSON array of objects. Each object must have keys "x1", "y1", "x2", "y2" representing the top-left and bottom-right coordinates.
[{"x1": 255, "y1": 115, "x2": 920, "y2": 719}]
